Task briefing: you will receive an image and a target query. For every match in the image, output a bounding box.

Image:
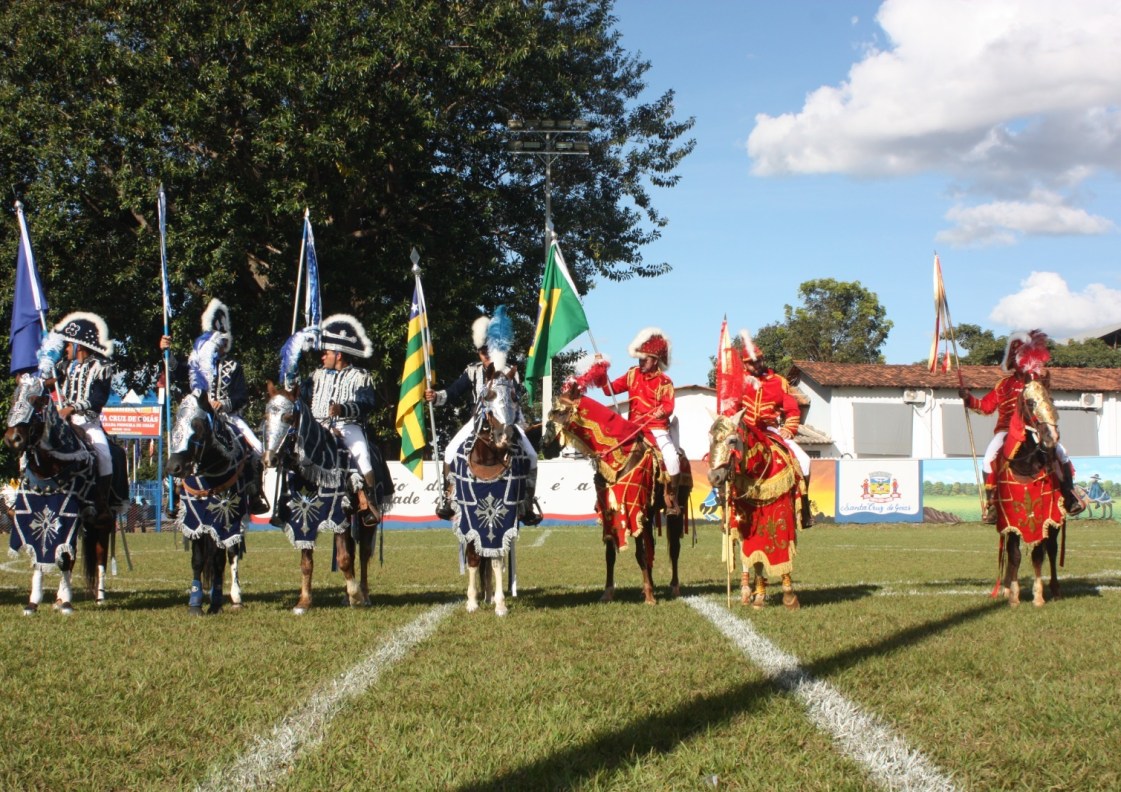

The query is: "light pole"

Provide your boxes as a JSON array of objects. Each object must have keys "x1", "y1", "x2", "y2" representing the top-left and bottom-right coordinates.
[{"x1": 506, "y1": 118, "x2": 590, "y2": 417}]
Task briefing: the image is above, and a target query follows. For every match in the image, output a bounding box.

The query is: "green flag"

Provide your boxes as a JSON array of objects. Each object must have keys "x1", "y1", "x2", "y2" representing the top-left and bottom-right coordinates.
[{"x1": 525, "y1": 238, "x2": 589, "y2": 399}]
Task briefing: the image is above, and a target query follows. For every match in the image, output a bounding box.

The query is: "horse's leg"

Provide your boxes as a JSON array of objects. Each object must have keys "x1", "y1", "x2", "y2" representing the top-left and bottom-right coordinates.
[
  {"x1": 227, "y1": 549, "x2": 242, "y2": 609},
  {"x1": 491, "y1": 558, "x2": 508, "y2": 616},
  {"x1": 336, "y1": 532, "x2": 361, "y2": 606},
  {"x1": 24, "y1": 568, "x2": 44, "y2": 616},
  {"x1": 1046, "y1": 529, "x2": 1061, "y2": 601},
  {"x1": 207, "y1": 539, "x2": 226, "y2": 615},
  {"x1": 358, "y1": 525, "x2": 373, "y2": 606},
  {"x1": 188, "y1": 539, "x2": 205, "y2": 616},
  {"x1": 602, "y1": 540, "x2": 616, "y2": 603},
  {"x1": 293, "y1": 548, "x2": 314, "y2": 615},
  {"x1": 637, "y1": 531, "x2": 657, "y2": 605},
  {"x1": 666, "y1": 511, "x2": 683, "y2": 597},
  {"x1": 752, "y1": 562, "x2": 767, "y2": 610},
  {"x1": 781, "y1": 572, "x2": 800, "y2": 610},
  {"x1": 1030, "y1": 543, "x2": 1047, "y2": 608},
  {"x1": 1004, "y1": 534, "x2": 1022, "y2": 607},
  {"x1": 83, "y1": 513, "x2": 111, "y2": 605},
  {"x1": 466, "y1": 546, "x2": 481, "y2": 613},
  {"x1": 54, "y1": 556, "x2": 75, "y2": 616}
]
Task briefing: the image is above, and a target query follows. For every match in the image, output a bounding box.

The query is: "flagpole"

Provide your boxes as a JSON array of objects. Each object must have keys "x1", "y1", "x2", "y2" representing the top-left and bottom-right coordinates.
[
  {"x1": 410, "y1": 249, "x2": 443, "y2": 480},
  {"x1": 291, "y1": 208, "x2": 309, "y2": 335},
  {"x1": 157, "y1": 187, "x2": 175, "y2": 523}
]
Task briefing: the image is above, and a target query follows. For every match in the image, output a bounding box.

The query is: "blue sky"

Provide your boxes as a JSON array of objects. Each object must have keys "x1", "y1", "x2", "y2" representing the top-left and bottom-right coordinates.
[{"x1": 575, "y1": 0, "x2": 1121, "y2": 388}]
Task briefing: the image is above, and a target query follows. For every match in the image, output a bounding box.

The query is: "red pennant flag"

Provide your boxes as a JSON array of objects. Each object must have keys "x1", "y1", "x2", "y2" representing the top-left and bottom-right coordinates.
[{"x1": 716, "y1": 318, "x2": 744, "y2": 416}]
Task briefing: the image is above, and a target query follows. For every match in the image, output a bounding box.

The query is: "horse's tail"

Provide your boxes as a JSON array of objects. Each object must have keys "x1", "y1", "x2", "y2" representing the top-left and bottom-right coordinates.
[
  {"x1": 199, "y1": 535, "x2": 224, "y2": 592},
  {"x1": 81, "y1": 509, "x2": 114, "y2": 594}
]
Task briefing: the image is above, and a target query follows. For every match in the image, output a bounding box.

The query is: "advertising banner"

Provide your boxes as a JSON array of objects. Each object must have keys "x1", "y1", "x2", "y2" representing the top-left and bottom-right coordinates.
[
  {"x1": 101, "y1": 405, "x2": 161, "y2": 438},
  {"x1": 836, "y1": 458, "x2": 922, "y2": 523}
]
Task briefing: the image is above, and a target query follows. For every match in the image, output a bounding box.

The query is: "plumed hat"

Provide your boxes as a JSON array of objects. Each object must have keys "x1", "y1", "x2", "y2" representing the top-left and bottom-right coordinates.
[
  {"x1": 201, "y1": 298, "x2": 233, "y2": 352},
  {"x1": 1012, "y1": 329, "x2": 1050, "y2": 377},
  {"x1": 320, "y1": 314, "x2": 372, "y2": 359},
  {"x1": 1000, "y1": 331, "x2": 1031, "y2": 374},
  {"x1": 573, "y1": 352, "x2": 611, "y2": 391},
  {"x1": 628, "y1": 327, "x2": 671, "y2": 369},
  {"x1": 483, "y1": 306, "x2": 515, "y2": 371},
  {"x1": 739, "y1": 330, "x2": 762, "y2": 362},
  {"x1": 54, "y1": 312, "x2": 114, "y2": 358}
]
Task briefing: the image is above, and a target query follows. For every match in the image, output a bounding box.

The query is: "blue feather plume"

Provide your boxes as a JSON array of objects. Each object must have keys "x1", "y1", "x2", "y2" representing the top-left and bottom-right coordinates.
[
  {"x1": 279, "y1": 328, "x2": 315, "y2": 389},
  {"x1": 36, "y1": 331, "x2": 66, "y2": 379},
  {"x1": 188, "y1": 331, "x2": 222, "y2": 392},
  {"x1": 487, "y1": 305, "x2": 514, "y2": 370}
]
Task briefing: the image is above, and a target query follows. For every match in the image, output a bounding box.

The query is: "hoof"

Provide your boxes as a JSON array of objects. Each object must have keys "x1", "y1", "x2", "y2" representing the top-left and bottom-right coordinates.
[
  {"x1": 188, "y1": 606, "x2": 203, "y2": 617},
  {"x1": 292, "y1": 606, "x2": 308, "y2": 616},
  {"x1": 22, "y1": 603, "x2": 38, "y2": 616},
  {"x1": 741, "y1": 587, "x2": 752, "y2": 605},
  {"x1": 783, "y1": 593, "x2": 800, "y2": 610},
  {"x1": 466, "y1": 599, "x2": 479, "y2": 613},
  {"x1": 96, "y1": 596, "x2": 107, "y2": 607},
  {"x1": 752, "y1": 595, "x2": 766, "y2": 611},
  {"x1": 1050, "y1": 582, "x2": 1062, "y2": 601},
  {"x1": 1032, "y1": 580, "x2": 1045, "y2": 608},
  {"x1": 495, "y1": 601, "x2": 508, "y2": 617},
  {"x1": 206, "y1": 604, "x2": 222, "y2": 615},
  {"x1": 600, "y1": 587, "x2": 615, "y2": 603},
  {"x1": 228, "y1": 601, "x2": 243, "y2": 611},
  {"x1": 643, "y1": 586, "x2": 657, "y2": 605},
  {"x1": 670, "y1": 583, "x2": 681, "y2": 598},
  {"x1": 1007, "y1": 581, "x2": 1021, "y2": 608},
  {"x1": 55, "y1": 600, "x2": 74, "y2": 616}
]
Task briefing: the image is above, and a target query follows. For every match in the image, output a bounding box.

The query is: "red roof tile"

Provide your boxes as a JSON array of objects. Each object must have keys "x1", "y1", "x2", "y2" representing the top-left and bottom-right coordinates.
[{"x1": 790, "y1": 361, "x2": 1121, "y2": 392}]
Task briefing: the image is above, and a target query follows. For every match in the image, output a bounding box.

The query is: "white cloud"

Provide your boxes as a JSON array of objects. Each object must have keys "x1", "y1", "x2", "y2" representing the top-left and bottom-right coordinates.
[
  {"x1": 748, "y1": 0, "x2": 1121, "y2": 177},
  {"x1": 989, "y1": 272, "x2": 1121, "y2": 336},
  {"x1": 936, "y1": 193, "x2": 1116, "y2": 247},
  {"x1": 747, "y1": 0, "x2": 1121, "y2": 242}
]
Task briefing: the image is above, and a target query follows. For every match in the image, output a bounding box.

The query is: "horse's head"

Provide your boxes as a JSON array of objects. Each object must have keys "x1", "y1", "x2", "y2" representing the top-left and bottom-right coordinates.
[
  {"x1": 541, "y1": 394, "x2": 580, "y2": 459},
  {"x1": 262, "y1": 381, "x2": 298, "y2": 468},
  {"x1": 1021, "y1": 378, "x2": 1060, "y2": 452},
  {"x1": 707, "y1": 411, "x2": 745, "y2": 487},
  {"x1": 4, "y1": 374, "x2": 50, "y2": 455},
  {"x1": 475, "y1": 370, "x2": 519, "y2": 453},
  {"x1": 167, "y1": 391, "x2": 219, "y2": 477}
]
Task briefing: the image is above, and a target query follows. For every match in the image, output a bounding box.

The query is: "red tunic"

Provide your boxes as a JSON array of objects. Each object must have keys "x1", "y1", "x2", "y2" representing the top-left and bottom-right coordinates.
[
  {"x1": 741, "y1": 370, "x2": 800, "y2": 435},
  {"x1": 604, "y1": 367, "x2": 674, "y2": 434},
  {"x1": 964, "y1": 374, "x2": 1024, "y2": 433}
]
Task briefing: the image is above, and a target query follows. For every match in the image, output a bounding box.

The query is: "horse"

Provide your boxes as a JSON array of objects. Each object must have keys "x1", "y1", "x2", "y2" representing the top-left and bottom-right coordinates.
[
  {"x1": 541, "y1": 384, "x2": 666, "y2": 604},
  {"x1": 4, "y1": 373, "x2": 125, "y2": 614},
  {"x1": 992, "y1": 378, "x2": 1069, "y2": 608},
  {"x1": 261, "y1": 381, "x2": 393, "y2": 614},
  {"x1": 447, "y1": 369, "x2": 532, "y2": 616},
  {"x1": 166, "y1": 391, "x2": 251, "y2": 615},
  {"x1": 707, "y1": 411, "x2": 805, "y2": 610}
]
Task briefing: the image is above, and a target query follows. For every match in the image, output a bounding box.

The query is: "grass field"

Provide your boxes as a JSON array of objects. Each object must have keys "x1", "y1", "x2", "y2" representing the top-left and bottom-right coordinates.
[{"x1": 2, "y1": 519, "x2": 1119, "y2": 791}]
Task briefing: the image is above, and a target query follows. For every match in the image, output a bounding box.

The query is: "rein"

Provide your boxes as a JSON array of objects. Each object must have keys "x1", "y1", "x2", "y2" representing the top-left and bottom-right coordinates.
[{"x1": 179, "y1": 456, "x2": 248, "y2": 499}]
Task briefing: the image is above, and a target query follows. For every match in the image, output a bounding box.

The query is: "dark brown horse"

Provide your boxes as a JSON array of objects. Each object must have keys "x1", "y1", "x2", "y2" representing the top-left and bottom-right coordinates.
[{"x1": 4, "y1": 373, "x2": 124, "y2": 613}]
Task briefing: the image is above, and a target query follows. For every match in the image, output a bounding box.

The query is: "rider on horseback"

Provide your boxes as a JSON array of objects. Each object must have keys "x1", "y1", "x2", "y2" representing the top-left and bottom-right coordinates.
[
  {"x1": 48, "y1": 312, "x2": 115, "y2": 511},
  {"x1": 161, "y1": 299, "x2": 270, "y2": 515},
  {"x1": 739, "y1": 330, "x2": 813, "y2": 526},
  {"x1": 593, "y1": 328, "x2": 684, "y2": 515},
  {"x1": 304, "y1": 314, "x2": 382, "y2": 528},
  {"x1": 425, "y1": 308, "x2": 540, "y2": 524},
  {"x1": 959, "y1": 330, "x2": 1082, "y2": 523}
]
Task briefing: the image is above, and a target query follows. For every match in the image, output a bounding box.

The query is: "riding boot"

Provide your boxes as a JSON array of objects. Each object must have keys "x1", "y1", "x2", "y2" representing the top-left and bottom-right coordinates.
[
  {"x1": 1058, "y1": 460, "x2": 1085, "y2": 515},
  {"x1": 436, "y1": 464, "x2": 456, "y2": 521},
  {"x1": 982, "y1": 485, "x2": 998, "y2": 525},
  {"x1": 359, "y1": 470, "x2": 381, "y2": 527},
  {"x1": 664, "y1": 474, "x2": 681, "y2": 516},
  {"x1": 519, "y1": 467, "x2": 543, "y2": 526},
  {"x1": 244, "y1": 455, "x2": 270, "y2": 516}
]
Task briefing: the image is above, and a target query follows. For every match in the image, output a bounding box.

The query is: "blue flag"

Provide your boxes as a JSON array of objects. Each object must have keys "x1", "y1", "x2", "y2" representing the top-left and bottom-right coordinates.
[
  {"x1": 303, "y1": 215, "x2": 322, "y2": 332},
  {"x1": 10, "y1": 205, "x2": 48, "y2": 375}
]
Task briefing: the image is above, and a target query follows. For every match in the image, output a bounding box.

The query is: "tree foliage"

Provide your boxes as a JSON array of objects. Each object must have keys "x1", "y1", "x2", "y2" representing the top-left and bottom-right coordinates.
[
  {"x1": 750, "y1": 279, "x2": 893, "y2": 373},
  {"x1": 947, "y1": 323, "x2": 1121, "y2": 368},
  {"x1": 0, "y1": 0, "x2": 694, "y2": 458}
]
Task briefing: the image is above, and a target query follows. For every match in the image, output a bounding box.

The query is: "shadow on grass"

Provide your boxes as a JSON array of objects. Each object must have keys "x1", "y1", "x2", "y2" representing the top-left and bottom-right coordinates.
[{"x1": 454, "y1": 597, "x2": 1005, "y2": 792}]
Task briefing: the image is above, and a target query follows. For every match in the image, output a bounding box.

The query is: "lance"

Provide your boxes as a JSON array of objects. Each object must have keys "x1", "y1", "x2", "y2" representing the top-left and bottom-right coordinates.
[{"x1": 157, "y1": 186, "x2": 176, "y2": 528}]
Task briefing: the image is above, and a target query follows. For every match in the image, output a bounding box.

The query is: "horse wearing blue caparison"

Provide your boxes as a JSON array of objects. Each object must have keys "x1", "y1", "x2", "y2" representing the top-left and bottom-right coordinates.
[
  {"x1": 4, "y1": 371, "x2": 126, "y2": 615},
  {"x1": 262, "y1": 329, "x2": 393, "y2": 614}
]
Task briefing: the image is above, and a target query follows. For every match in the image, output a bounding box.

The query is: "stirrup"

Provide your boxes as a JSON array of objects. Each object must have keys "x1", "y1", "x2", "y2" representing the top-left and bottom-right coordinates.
[
  {"x1": 436, "y1": 498, "x2": 456, "y2": 521},
  {"x1": 520, "y1": 498, "x2": 543, "y2": 526}
]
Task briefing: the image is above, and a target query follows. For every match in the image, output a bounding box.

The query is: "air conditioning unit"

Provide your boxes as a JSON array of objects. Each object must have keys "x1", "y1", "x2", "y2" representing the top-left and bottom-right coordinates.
[
  {"x1": 1080, "y1": 392, "x2": 1103, "y2": 410},
  {"x1": 902, "y1": 389, "x2": 926, "y2": 405}
]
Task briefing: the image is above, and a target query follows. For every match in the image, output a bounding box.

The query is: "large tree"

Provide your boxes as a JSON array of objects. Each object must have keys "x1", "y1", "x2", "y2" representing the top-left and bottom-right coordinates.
[
  {"x1": 750, "y1": 279, "x2": 893, "y2": 373},
  {"x1": 945, "y1": 324, "x2": 1121, "y2": 368},
  {"x1": 0, "y1": 0, "x2": 694, "y2": 453}
]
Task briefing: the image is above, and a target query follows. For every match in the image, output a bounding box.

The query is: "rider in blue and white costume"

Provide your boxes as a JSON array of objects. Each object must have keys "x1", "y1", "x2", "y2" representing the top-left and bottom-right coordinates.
[
  {"x1": 51, "y1": 312, "x2": 115, "y2": 507},
  {"x1": 163, "y1": 299, "x2": 269, "y2": 515},
  {"x1": 303, "y1": 313, "x2": 381, "y2": 526},
  {"x1": 425, "y1": 307, "x2": 539, "y2": 523}
]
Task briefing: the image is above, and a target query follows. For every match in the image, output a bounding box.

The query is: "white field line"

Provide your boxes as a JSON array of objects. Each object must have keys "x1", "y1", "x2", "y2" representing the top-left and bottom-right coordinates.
[
  {"x1": 531, "y1": 529, "x2": 553, "y2": 548},
  {"x1": 195, "y1": 602, "x2": 456, "y2": 792},
  {"x1": 686, "y1": 596, "x2": 959, "y2": 792}
]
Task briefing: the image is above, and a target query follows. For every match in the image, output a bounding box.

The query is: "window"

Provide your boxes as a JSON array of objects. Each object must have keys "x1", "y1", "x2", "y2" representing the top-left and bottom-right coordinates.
[
  {"x1": 853, "y1": 403, "x2": 913, "y2": 457},
  {"x1": 1057, "y1": 408, "x2": 1099, "y2": 456},
  {"x1": 943, "y1": 410, "x2": 997, "y2": 456}
]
